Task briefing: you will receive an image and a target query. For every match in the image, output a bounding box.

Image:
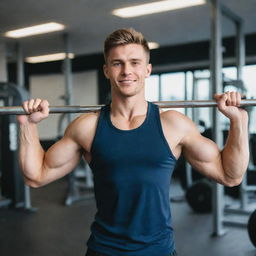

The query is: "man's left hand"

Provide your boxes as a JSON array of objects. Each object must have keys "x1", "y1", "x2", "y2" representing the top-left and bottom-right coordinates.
[{"x1": 214, "y1": 91, "x2": 248, "y2": 122}]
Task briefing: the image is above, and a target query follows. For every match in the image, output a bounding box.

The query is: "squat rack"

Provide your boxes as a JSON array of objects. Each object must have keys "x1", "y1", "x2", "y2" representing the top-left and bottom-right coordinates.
[{"x1": 210, "y1": 0, "x2": 249, "y2": 236}]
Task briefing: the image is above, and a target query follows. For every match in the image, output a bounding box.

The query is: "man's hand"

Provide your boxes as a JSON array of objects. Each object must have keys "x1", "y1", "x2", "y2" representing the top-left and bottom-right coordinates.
[
  {"x1": 17, "y1": 98, "x2": 49, "y2": 125},
  {"x1": 214, "y1": 91, "x2": 248, "y2": 122}
]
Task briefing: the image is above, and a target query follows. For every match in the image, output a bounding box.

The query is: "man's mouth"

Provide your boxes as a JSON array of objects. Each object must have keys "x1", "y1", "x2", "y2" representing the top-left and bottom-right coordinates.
[{"x1": 119, "y1": 80, "x2": 136, "y2": 85}]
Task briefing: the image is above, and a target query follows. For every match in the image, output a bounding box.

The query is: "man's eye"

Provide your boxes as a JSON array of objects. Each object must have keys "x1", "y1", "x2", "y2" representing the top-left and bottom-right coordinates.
[{"x1": 113, "y1": 62, "x2": 121, "y2": 66}]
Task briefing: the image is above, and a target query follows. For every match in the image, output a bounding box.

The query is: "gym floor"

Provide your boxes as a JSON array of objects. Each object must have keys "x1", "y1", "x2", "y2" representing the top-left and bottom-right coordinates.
[{"x1": 0, "y1": 177, "x2": 254, "y2": 256}]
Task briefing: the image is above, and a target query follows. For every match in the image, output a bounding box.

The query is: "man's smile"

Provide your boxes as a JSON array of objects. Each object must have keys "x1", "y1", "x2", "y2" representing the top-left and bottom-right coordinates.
[{"x1": 118, "y1": 79, "x2": 136, "y2": 85}]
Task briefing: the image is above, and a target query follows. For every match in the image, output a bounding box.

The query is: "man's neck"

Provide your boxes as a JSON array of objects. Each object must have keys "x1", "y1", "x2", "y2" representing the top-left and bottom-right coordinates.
[{"x1": 110, "y1": 95, "x2": 148, "y2": 121}]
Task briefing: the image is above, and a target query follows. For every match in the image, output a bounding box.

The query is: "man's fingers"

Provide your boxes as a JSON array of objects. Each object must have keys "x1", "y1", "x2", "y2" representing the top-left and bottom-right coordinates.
[
  {"x1": 27, "y1": 99, "x2": 36, "y2": 112},
  {"x1": 22, "y1": 99, "x2": 49, "y2": 115},
  {"x1": 40, "y1": 100, "x2": 50, "y2": 115},
  {"x1": 215, "y1": 92, "x2": 242, "y2": 107},
  {"x1": 236, "y1": 92, "x2": 241, "y2": 106},
  {"x1": 33, "y1": 98, "x2": 42, "y2": 112},
  {"x1": 24, "y1": 99, "x2": 47, "y2": 113},
  {"x1": 22, "y1": 100, "x2": 30, "y2": 114},
  {"x1": 226, "y1": 91, "x2": 241, "y2": 106}
]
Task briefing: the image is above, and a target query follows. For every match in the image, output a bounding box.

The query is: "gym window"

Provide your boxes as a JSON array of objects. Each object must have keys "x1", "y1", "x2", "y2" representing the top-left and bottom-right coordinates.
[{"x1": 145, "y1": 64, "x2": 256, "y2": 132}]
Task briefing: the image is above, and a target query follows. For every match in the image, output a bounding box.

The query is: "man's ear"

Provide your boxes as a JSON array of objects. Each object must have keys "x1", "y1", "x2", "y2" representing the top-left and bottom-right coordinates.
[
  {"x1": 103, "y1": 64, "x2": 109, "y2": 79},
  {"x1": 145, "y1": 63, "x2": 152, "y2": 78}
]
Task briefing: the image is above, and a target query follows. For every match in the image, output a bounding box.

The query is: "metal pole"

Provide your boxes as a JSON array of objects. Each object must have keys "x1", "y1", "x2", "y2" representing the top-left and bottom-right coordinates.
[
  {"x1": 0, "y1": 43, "x2": 8, "y2": 82},
  {"x1": 63, "y1": 33, "x2": 78, "y2": 206},
  {"x1": 235, "y1": 20, "x2": 245, "y2": 80},
  {"x1": 185, "y1": 72, "x2": 193, "y2": 187},
  {"x1": 24, "y1": 185, "x2": 32, "y2": 209},
  {"x1": 0, "y1": 99, "x2": 256, "y2": 115},
  {"x1": 184, "y1": 72, "x2": 189, "y2": 116},
  {"x1": 16, "y1": 42, "x2": 32, "y2": 210},
  {"x1": 63, "y1": 33, "x2": 73, "y2": 123},
  {"x1": 16, "y1": 42, "x2": 24, "y2": 88},
  {"x1": 192, "y1": 74, "x2": 199, "y2": 126},
  {"x1": 235, "y1": 18, "x2": 248, "y2": 211},
  {"x1": 210, "y1": 0, "x2": 226, "y2": 237},
  {"x1": 159, "y1": 75, "x2": 162, "y2": 101}
]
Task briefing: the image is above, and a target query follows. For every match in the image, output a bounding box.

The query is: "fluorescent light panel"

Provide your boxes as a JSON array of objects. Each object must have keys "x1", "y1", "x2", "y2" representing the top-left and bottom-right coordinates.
[
  {"x1": 5, "y1": 22, "x2": 65, "y2": 38},
  {"x1": 112, "y1": 0, "x2": 206, "y2": 18},
  {"x1": 25, "y1": 53, "x2": 74, "y2": 63},
  {"x1": 148, "y1": 42, "x2": 159, "y2": 49}
]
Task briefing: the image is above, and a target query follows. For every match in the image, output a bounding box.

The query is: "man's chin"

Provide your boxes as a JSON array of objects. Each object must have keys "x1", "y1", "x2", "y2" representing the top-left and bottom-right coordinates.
[
  {"x1": 119, "y1": 90, "x2": 138, "y2": 98},
  {"x1": 112, "y1": 86, "x2": 143, "y2": 98}
]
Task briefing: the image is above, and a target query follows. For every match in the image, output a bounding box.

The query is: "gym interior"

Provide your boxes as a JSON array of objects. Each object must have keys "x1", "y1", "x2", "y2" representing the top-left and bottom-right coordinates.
[{"x1": 0, "y1": 0, "x2": 256, "y2": 255}]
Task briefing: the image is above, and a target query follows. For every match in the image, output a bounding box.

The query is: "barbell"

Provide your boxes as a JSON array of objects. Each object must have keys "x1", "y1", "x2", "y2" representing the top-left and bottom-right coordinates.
[{"x1": 0, "y1": 99, "x2": 256, "y2": 115}]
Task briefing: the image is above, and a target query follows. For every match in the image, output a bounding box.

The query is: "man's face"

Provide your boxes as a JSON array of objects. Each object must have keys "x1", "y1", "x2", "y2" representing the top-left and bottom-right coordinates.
[{"x1": 103, "y1": 44, "x2": 152, "y2": 98}]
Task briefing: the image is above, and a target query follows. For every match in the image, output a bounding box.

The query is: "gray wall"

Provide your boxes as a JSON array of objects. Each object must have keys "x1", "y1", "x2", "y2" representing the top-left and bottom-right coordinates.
[{"x1": 29, "y1": 70, "x2": 98, "y2": 139}]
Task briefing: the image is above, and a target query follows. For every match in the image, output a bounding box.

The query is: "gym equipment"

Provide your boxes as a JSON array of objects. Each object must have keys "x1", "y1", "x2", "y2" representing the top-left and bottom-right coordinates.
[
  {"x1": 0, "y1": 82, "x2": 33, "y2": 210},
  {"x1": 0, "y1": 99, "x2": 255, "y2": 115},
  {"x1": 185, "y1": 179, "x2": 212, "y2": 214},
  {"x1": 57, "y1": 113, "x2": 94, "y2": 206},
  {"x1": 248, "y1": 209, "x2": 256, "y2": 247},
  {"x1": 61, "y1": 34, "x2": 94, "y2": 206},
  {"x1": 210, "y1": 0, "x2": 245, "y2": 236}
]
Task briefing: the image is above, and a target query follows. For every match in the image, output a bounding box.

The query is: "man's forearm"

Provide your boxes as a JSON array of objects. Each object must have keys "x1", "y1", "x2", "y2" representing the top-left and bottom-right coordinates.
[
  {"x1": 221, "y1": 118, "x2": 249, "y2": 183},
  {"x1": 19, "y1": 123, "x2": 45, "y2": 186}
]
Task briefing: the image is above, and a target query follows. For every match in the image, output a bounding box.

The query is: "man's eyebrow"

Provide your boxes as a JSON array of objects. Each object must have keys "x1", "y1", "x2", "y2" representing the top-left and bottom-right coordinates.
[
  {"x1": 109, "y1": 58, "x2": 143, "y2": 64},
  {"x1": 130, "y1": 58, "x2": 142, "y2": 62},
  {"x1": 110, "y1": 59, "x2": 122, "y2": 63}
]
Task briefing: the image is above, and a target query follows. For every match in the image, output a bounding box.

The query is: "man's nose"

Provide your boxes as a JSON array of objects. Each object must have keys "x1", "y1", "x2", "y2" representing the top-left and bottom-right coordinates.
[{"x1": 121, "y1": 63, "x2": 132, "y2": 75}]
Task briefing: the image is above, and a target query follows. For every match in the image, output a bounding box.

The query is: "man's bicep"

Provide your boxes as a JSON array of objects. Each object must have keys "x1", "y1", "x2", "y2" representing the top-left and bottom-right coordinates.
[
  {"x1": 41, "y1": 136, "x2": 82, "y2": 184},
  {"x1": 182, "y1": 130, "x2": 223, "y2": 180}
]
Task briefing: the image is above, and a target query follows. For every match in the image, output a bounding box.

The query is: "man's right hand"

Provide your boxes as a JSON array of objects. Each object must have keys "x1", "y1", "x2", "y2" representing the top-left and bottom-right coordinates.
[{"x1": 17, "y1": 98, "x2": 50, "y2": 125}]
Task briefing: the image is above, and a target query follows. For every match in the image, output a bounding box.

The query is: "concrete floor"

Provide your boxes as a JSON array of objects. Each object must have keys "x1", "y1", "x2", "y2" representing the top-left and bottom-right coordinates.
[{"x1": 0, "y1": 178, "x2": 255, "y2": 256}]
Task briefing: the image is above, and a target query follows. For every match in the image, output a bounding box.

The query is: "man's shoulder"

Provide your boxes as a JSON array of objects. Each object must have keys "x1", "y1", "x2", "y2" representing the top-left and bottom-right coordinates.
[
  {"x1": 160, "y1": 109, "x2": 196, "y2": 132},
  {"x1": 76, "y1": 111, "x2": 100, "y2": 123},
  {"x1": 160, "y1": 109, "x2": 186, "y2": 121},
  {"x1": 65, "y1": 111, "x2": 100, "y2": 139}
]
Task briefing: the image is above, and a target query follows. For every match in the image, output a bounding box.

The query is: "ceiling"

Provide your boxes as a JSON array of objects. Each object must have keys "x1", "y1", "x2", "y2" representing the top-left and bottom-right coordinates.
[{"x1": 0, "y1": 0, "x2": 255, "y2": 59}]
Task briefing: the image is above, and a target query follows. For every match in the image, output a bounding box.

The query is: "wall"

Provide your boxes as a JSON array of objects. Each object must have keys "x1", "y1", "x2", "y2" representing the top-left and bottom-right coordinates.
[{"x1": 29, "y1": 70, "x2": 98, "y2": 139}]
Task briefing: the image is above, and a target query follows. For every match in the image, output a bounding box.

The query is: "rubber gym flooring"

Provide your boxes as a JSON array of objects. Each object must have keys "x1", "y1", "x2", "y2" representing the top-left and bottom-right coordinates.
[{"x1": 0, "y1": 178, "x2": 254, "y2": 256}]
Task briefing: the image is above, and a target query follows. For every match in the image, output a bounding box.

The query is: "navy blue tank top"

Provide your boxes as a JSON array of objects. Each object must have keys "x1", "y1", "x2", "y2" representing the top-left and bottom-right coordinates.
[{"x1": 87, "y1": 102, "x2": 177, "y2": 256}]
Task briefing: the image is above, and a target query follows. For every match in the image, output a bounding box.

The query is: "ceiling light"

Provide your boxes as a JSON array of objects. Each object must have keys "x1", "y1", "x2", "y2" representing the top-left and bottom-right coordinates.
[
  {"x1": 112, "y1": 0, "x2": 206, "y2": 18},
  {"x1": 4, "y1": 22, "x2": 65, "y2": 38},
  {"x1": 148, "y1": 42, "x2": 160, "y2": 49},
  {"x1": 25, "y1": 53, "x2": 74, "y2": 63}
]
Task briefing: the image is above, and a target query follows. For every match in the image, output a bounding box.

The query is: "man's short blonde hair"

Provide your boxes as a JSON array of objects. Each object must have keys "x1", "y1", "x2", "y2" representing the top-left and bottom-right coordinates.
[{"x1": 104, "y1": 28, "x2": 150, "y2": 63}]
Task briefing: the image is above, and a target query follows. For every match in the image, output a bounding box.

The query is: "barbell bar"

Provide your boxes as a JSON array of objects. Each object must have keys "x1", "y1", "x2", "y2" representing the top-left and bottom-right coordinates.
[{"x1": 0, "y1": 99, "x2": 256, "y2": 115}]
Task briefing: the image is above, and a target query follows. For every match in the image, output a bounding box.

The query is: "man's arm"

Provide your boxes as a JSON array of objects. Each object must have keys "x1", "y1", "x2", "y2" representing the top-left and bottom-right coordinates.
[
  {"x1": 17, "y1": 99, "x2": 82, "y2": 188},
  {"x1": 175, "y1": 92, "x2": 249, "y2": 186}
]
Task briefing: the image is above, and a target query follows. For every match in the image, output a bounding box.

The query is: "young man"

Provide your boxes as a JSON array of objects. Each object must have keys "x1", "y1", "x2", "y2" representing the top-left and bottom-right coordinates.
[{"x1": 17, "y1": 28, "x2": 249, "y2": 256}]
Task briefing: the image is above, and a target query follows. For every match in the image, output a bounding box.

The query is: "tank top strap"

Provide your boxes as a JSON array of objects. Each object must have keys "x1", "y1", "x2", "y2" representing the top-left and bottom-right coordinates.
[
  {"x1": 96, "y1": 104, "x2": 110, "y2": 128},
  {"x1": 146, "y1": 102, "x2": 161, "y2": 128},
  {"x1": 101, "y1": 104, "x2": 110, "y2": 118}
]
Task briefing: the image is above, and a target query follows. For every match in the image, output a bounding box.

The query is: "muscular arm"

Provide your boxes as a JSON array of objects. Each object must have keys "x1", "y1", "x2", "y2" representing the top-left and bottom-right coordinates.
[
  {"x1": 181, "y1": 116, "x2": 249, "y2": 186},
  {"x1": 17, "y1": 98, "x2": 98, "y2": 188},
  {"x1": 220, "y1": 117, "x2": 249, "y2": 184},
  {"x1": 19, "y1": 121, "x2": 82, "y2": 188},
  {"x1": 162, "y1": 92, "x2": 249, "y2": 187}
]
